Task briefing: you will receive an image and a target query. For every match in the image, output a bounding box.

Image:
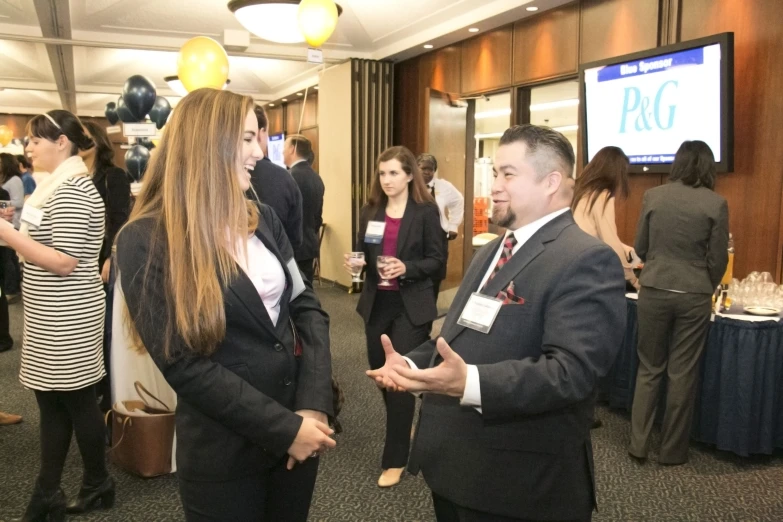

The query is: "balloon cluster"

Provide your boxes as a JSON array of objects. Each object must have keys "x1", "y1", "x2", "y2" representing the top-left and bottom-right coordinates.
[{"x1": 104, "y1": 75, "x2": 171, "y2": 130}]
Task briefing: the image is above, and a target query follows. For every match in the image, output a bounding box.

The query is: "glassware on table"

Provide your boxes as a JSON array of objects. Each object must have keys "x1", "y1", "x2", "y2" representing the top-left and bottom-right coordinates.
[
  {"x1": 377, "y1": 255, "x2": 392, "y2": 287},
  {"x1": 348, "y1": 252, "x2": 365, "y2": 282}
]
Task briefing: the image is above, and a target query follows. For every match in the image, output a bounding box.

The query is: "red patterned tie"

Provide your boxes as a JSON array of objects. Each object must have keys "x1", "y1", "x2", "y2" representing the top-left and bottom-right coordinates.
[{"x1": 482, "y1": 234, "x2": 518, "y2": 290}]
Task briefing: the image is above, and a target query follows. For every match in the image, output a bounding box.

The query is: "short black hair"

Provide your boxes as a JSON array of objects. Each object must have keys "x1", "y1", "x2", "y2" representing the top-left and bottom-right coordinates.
[
  {"x1": 288, "y1": 134, "x2": 313, "y2": 162},
  {"x1": 26, "y1": 110, "x2": 94, "y2": 155},
  {"x1": 499, "y1": 124, "x2": 575, "y2": 180},
  {"x1": 668, "y1": 140, "x2": 716, "y2": 190},
  {"x1": 417, "y1": 153, "x2": 438, "y2": 171},
  {"x1": 15, "y1": 154, "x2": 30, "y2": 170},
  {"x1": 254, "y1": 105, "x2": 268, "y2": 131},
  {"x1": 0, "y1": 153, "x2": 20, "y2": 183}
]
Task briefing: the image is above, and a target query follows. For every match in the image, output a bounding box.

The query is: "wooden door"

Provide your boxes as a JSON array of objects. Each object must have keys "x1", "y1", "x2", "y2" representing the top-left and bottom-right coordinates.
[{"x1": 425, "y1": 88, "x2": 468, "y2": 291}]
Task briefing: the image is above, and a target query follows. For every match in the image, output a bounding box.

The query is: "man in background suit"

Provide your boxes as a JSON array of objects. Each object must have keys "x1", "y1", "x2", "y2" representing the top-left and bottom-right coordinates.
[
  {"x1": 285, "y1": 135, "x2": 324, "y2": 283},
  {"x1": 369, "y1": 125, "x2": 626, "y2": 521},
  {"x1": 249, "y1": 106, "x2": 303, "y2": 250}
]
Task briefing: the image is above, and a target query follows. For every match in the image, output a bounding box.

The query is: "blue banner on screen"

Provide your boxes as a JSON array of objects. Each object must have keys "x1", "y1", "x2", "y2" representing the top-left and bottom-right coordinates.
[
  {"x1": 584, "y1": 43, "x2": 722, "y2": 164},
  {"x1": 268, "y1": 133, "x2": 286, "y2": 168}
]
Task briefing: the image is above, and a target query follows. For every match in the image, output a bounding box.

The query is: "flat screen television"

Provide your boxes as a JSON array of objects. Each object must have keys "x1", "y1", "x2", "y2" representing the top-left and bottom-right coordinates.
[
  {"x1": 268, "y1": 133, "x2": 286, "y2": 169},
  {"x1": 580, "y1": 32, "x2": 734, "y2": 173}
]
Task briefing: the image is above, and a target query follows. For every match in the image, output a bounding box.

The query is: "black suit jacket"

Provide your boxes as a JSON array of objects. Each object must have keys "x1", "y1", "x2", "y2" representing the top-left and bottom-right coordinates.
[
  {"x1": 355, "y1": 199, "x2": 445, "y2": 326},
  {"x1": 406, "y1": 211, "x2": 626, "y2": 520},
  {"x1": 290, "y1": 162, "x2": 324, "y2": 261},
  {"x1": 92, "y1": 165, "x2": 131, "y2": 266},
  {"x1": 249, "y1": 157, "x2": 303, "y2": 251},
  {"x1": 116, "y1": 204, "x2": 333, "y2": 481}
]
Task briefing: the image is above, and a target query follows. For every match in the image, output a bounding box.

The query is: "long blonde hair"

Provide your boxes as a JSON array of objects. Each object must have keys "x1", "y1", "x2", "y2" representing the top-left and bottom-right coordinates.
[{"x1": 122, "y1": 88, "x2": 258, "y2": 359}]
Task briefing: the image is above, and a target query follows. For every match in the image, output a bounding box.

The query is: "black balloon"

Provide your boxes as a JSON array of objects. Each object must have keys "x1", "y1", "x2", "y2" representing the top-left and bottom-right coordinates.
[
  {"x1": 104, "y1": 102, "x2": 118, "y2": 125},
  {"x1": 148, "y1": 96, "x2": 172, "y2": 130},
  {"x1": 116, "y1": 96, "x2": 138, "y2": 123},
  {"x1": 122, "y1": 75, "x2": 157, "y2": 121},
  {"x1": 135, "y1": 137, "x2": 155, "y2": 150},
  {"x1": 125, "y1": 144, "x2": 151, "y2": 182}
]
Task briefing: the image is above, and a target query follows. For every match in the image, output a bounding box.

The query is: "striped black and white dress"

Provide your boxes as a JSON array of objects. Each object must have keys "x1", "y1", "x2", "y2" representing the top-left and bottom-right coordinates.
[{"x1": 19, "y1": 175, "x2": 107, "y2": 391}]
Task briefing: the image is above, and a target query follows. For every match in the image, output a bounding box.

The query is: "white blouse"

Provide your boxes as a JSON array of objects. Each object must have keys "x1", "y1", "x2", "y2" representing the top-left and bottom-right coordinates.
[{"x1": 236, "y1": 235, "x2": 286, "y2": 325}]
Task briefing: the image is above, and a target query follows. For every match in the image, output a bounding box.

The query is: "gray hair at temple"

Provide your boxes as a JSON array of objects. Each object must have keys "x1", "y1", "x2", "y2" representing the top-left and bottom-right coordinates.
[
  {"x1": 416, "y1": 153, "x2": 438, "y2": 172},
  {"x1": 499, "y1": 124, "x2": 574, "y2": 181}
]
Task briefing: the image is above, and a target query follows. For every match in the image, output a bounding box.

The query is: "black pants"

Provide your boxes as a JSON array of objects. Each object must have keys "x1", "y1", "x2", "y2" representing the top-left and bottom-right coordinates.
[
  {"x1": 0, "y1": 288, "x2": 12, "y2": 351},
  {"x1": 365, "y1": 291, "x2": 429, "y2": 469},
  {"x1": 433, "y1": 492, "x2": 592, "y2": 522},
  {"x1": 178, "y1": 456, "x2": 319, "y2": 522},
  {"x1": 34, "y1": 385, "x2": 108, "y2": 492},
  {"x1": 2, "y1": 246, "x2": 20, "y2": 295},
  {"x1": 297, "y1": 258, "x2": 315, "y2": 284},
  {"x1": 629, "y1": 287, "x2": 712, "y2": 464}
]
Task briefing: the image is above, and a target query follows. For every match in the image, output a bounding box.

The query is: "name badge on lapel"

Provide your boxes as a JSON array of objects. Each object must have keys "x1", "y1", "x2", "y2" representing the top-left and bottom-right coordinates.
[
  {"x1": 364, "y1": 220, "x2": 386, "y2": 245},
  {"x1": 457, "y1": 292, "x2": 503, "y2": 334},
  {"x1": 21, "y1": 205, "x2": 44, "y2": 229},
  {"x1": 287, "y1": 258, "x2": 306, "y2": 301}
]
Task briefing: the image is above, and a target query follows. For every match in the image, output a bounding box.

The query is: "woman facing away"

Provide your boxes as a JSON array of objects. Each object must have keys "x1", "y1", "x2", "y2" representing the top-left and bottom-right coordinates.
[
  {"x1": 572, "y1": 146, "x2": 640, "y2": 291},
  {"x1": 116, "y1": 88, "x2": 335, "y2": 521}
]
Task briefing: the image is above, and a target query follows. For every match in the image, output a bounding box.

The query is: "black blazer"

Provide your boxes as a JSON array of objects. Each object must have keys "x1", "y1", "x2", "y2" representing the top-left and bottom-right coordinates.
[
  {"x1": 290, "y1": 162, "x2": 324, "y2": 261},
  {"x1": 406, "y1": 212, "x2": 626, "y2": 520},
  {"x1": 92, "y1": 165, "x2": 131, "y2": 266},
  {"x1": 249, "y1": 158, "x2": 303, "y2": 251},
  {"x1": 355, "y1": 198, "x2": 445, "y2": 326},
  {"x1": 116, "y1": 204, "x2": 333, "y2": 481}
]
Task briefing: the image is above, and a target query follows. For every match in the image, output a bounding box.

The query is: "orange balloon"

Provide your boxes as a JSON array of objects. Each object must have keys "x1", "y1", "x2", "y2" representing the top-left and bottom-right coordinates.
[
  {"x1": 0, "y1": 125, "x2": 13, "y2": 147},
  {"x1": 177, "y1": 37, "x2": 229, "y2": 93}
]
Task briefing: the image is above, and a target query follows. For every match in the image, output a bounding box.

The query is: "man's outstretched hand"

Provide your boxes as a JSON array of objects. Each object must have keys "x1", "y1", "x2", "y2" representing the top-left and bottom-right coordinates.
[{"x1": 366, "y1": 334, "x2": 410, "y2": 392}]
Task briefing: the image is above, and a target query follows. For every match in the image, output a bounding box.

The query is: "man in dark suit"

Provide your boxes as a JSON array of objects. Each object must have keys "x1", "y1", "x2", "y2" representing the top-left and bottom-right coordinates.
[
  {"x1": 249, "y1": 106, "x2": 303, "y2": 250},
  {"x1": 369, "y1": 125, "x2": 627, "y2": 521},
  {"x1": 284, "y1": 135, "x2": 324, "y2": 283}
]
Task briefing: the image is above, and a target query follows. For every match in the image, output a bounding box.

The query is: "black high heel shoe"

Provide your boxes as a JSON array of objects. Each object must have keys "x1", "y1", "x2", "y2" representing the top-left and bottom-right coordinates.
[
  {"x1": 13, "y1": 484, "x2": 65, "y2": 522},
  {"x1": 65, "y1": 476, "x2": 115, "y2": 513}
]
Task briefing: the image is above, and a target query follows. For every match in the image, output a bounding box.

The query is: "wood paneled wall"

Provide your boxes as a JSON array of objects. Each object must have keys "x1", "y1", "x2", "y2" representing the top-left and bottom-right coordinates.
[
  {"x1": 393, "y1": 0, "x2": 783, "y2": 280},
  {"x1": 265, "y1": 94, "x2": 319, "y2": 171}
]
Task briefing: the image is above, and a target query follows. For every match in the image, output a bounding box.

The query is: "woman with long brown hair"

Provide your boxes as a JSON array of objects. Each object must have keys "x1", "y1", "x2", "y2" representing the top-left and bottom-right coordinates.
[
  {"x1": 116, "y1": 88, "x2": 335, "y2": 521},
  {"x1": 572, "y1": 146, "x2": 639, "y2": 290},
  {"x1": 345, "y1": 145, "x2": 445, "y2": 487}
]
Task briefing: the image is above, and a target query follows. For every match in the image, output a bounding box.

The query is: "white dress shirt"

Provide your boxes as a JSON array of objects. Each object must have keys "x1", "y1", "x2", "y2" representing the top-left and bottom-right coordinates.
[
  {"x1": 235, "y1": 235, "x2": 286, "y2": 326},
  {"x1": 405, "y1": 207, "x2": 570, "y2": 413},
  {"x1": 427, "y1": 176, "x2": 465, "y2": 233}
]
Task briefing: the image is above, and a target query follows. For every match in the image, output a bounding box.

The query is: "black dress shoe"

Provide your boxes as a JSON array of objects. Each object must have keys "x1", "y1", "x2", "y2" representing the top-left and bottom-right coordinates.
[
  {"x1": 13, "y1": 484, "x2": 65, "y2": 522},
  {"x1": 66, "y1": 476, "x2": 115, "y2": 513},
  {"x1": 628, "y1": 452, "x2": 647, "y2": 464},
  {"x1": 590, "y1": 419, "x2": 603, "y2": 429}
]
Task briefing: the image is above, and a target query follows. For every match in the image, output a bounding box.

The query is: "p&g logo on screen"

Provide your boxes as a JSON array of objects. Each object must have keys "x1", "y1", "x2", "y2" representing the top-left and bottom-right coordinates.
[{"x1": 619, "y1": 80, "x2": 678, "y2": 133}]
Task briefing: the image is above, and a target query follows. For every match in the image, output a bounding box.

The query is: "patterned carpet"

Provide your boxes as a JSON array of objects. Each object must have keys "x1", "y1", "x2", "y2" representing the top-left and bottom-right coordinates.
[{"x1": 2, "y1": 286, "x2": 783, "y2": 521}]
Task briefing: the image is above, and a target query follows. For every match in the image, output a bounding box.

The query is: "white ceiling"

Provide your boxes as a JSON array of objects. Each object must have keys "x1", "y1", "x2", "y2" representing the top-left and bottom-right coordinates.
[{"x1": 0, "y1": 0, "x2": 567, "y2": 117}]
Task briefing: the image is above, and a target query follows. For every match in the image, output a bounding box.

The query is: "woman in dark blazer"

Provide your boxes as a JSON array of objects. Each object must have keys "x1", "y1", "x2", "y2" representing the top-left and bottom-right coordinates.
[
  {"x1": 117, "y1": 88, "x2": 334, "y2": 521},
  {"x1": 628, "y1": 140, "x2": 729, "y2": 465},
  {"x1": 345, "y1": 145, "x2": 445, "y2": 487}
]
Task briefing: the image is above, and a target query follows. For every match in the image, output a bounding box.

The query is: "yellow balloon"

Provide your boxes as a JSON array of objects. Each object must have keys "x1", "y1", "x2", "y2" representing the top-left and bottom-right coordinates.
[
  {"x1": 0, "y1": 125, "x2": 13, "y2": 147},
  {"x1": 177, "y1": 36, "x2": 229, "y2": 93},
  {"x1": 298, "y1": 0, "x2": 339, "y2": 48}
]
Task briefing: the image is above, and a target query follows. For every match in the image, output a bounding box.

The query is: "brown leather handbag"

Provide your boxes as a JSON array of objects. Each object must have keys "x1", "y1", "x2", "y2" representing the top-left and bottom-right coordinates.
[{"x1": 107, "y1": 381, "x2": 175, "y2": 478}]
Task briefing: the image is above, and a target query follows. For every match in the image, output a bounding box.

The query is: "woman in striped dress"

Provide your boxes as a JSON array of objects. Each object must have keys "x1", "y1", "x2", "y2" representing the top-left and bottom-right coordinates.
[{"x1": 0, "y1": 110, "x2": 113, "y2": 522}]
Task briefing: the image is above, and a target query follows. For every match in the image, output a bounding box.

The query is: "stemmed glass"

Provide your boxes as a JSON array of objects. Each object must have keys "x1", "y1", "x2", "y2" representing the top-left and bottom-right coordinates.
[
  {"x1": 377, "y1": 256, "x2": 392, "y2": 287},
  {"x1": 349, "y1": 252, "x2": 365, "y2": 283}
]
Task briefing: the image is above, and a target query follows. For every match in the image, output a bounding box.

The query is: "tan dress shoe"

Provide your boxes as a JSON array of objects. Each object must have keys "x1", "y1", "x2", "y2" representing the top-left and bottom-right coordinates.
[
  {"x1": 378, "y1": 467, "x2": 404, "y2": 487},
  {"x1": 0, "y1": 411, "x2": 22, "y2": 425}
]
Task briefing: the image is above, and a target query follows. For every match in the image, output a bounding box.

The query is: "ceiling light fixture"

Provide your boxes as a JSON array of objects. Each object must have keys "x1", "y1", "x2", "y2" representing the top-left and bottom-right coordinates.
[
  {"x1": 297, "y1": 92, "x2": 304, "y2": 96},
  {"x1": 526, "y1": 6, "x2": 539, "y2": 11},
  {"x1": 164, "y1": 76, "x2": 230, "y2": 97},
  {"x1": 529, "y1": 99, "x2": 579, "y2": 111},
  {"x1": 282, "y1": 98, "x2": 288, "y2": 101},
  {"x1": 269, "y1": 103, "x2": 275, "y2": 106},
  {"x1": 228, "y1": 0, "x2": 342, "y2": 44},
  {"x1": 423, "y1": 44, "x2": 434, "y2": 49},
  {"x1": 468, "y1": 27, "x2": 479, "y2": 33}
]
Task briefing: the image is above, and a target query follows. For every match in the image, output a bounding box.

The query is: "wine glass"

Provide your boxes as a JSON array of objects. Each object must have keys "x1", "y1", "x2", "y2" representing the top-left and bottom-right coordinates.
[
  {"x1": 377, "y1": 256, "x2": 392, "y2": 287},
  {"x1": 349, "y1": 252, "x2": 365, "y2": 283}
]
